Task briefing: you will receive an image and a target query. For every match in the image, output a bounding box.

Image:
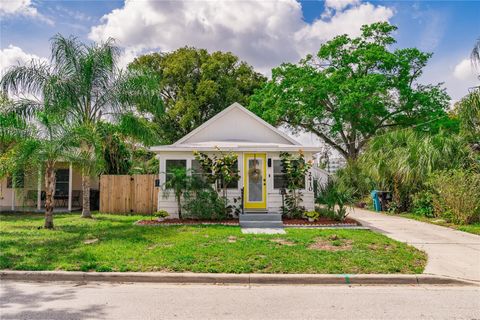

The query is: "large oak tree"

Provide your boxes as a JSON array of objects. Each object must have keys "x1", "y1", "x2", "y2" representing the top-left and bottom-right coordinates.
[
  {"x1": 128, "y1": 47, "x2": 266, "y2": 143},
  {"x1": 250, "y1": 22, "x2": 450, "y2": 160}
]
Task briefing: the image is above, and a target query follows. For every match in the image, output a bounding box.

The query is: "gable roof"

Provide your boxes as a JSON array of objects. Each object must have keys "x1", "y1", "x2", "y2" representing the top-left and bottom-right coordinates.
[{"x1": 173, "y1": 102, "x2": 301, "y2": 146}]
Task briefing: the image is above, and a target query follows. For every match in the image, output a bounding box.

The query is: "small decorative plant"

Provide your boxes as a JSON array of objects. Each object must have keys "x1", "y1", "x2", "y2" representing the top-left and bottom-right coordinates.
[
  {"x1": 280, "y1": 151, "x2": 313, "y2": 218},
  {"x1": 304, "y1": 210, "x2": 319, "y2": 222},
  {"x1": 154, "y1": 210, "x2": 169, "y2": 221}
]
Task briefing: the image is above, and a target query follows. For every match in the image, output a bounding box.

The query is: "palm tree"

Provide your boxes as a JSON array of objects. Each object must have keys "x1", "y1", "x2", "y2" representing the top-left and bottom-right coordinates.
[
  {"x1": 1, "y1": 112, "x2": 73, "y2": 228},
  {"x1": 1, "y1": 35, "x2": 148, "y2": 218},
  {"x1": 163, "y1": 167, "x2": 189, "y2": 219},
  {"x1": 360, "y1": 129, "x2": 472, "y2": 210}
]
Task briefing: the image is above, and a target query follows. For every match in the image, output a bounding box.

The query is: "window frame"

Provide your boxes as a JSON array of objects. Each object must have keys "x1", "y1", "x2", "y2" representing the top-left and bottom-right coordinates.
[
  {"x1": 164, "y1": 159, "x2": 187, "y2": 185},
  {"x1": 272, "y1": 159, "x2": 306, "y2": 190}
]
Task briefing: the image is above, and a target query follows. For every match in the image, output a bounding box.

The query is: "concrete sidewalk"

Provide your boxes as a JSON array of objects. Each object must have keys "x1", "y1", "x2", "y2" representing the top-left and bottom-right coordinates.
[{"x1": 349, "y1": 208, "x2": 480, "y2": 282}]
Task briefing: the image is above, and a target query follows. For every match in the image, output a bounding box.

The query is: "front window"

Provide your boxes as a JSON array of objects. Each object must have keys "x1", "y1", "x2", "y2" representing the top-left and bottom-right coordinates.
[
  {"x1": 165, "y1": 159, "x2": 187, "y2": 184},
  {"x1": 273, "y1": 160, "x2": 287, "y2": 189},
  {"x1": 55, "y1": 169, "x2": 69, "y2": 196},
  {"x1": 218, "y1": 160, "x2": 239, "y2": 189},
  {"x1": 6, "y1": 171, "x2": 24, "y2": 188}
]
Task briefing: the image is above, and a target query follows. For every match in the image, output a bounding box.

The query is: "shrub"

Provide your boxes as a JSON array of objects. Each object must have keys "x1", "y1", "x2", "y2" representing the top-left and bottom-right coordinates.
[
  {"x1": 183, "y1": 189, "x2": 228, "y2": 221},
  {"x1": 154, "y1": 210, "x2": 169, "y2": 219},
  {"x1": 411, "y1": 191, "x2": 435, "y2": 218},
  {"x1": 304, "y1": 210, "x2": 320, "y2": 221},
  {"x1": 317, "y1": 178, "x2": 353, "y2": 222},
  {"x1": 428, "y1": 170, "x2": 480, "y2": 224}
]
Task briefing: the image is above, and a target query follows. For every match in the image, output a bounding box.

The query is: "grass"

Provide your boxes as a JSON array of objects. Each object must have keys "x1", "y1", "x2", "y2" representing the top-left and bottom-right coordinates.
[
  {"x1": 0, "y1": 213, "x2": 426, "y2": 274},
  {"x1": 399, "y1": 213, "x2": 480, "y2": 236}
]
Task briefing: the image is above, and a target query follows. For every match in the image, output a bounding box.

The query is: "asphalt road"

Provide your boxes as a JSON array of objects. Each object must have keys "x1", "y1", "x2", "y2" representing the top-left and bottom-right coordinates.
[{"x1": 1, "y1": 281, "x2": 479, "y2": 320}]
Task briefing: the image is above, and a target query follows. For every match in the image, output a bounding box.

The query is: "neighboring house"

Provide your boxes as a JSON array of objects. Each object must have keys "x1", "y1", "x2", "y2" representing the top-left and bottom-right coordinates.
[
  {"x1": 150, "y1": 102, "x2": 327, "y2": 218},
  {"x1": 0, "y1": 163, "x2": 99, "y2": 212}
]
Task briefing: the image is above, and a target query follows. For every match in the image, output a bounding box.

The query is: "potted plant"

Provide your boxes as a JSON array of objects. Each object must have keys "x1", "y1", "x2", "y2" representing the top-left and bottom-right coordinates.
[
  {"x1": 155, "y1": 210, "x2": 169, "y2": 222},
  {"x1": 304, "y1": 210, "x2": 319, "y2": 222}
]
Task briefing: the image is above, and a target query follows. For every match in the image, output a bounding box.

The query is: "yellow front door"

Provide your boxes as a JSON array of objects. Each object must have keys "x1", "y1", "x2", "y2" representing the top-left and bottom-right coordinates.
[{"x1": 243, "y1": 153, "x2": 267, "y2": 209}]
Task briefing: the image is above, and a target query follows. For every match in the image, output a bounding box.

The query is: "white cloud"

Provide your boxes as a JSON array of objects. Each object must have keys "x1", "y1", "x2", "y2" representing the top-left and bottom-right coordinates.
[
  {"x1": 89, "y1": 0, "x2": 394, "y2": 73},
  {"x1": 0, "y1": 0, "x2": 54, "y2": 25},
  {"x1": 0, "y1": 45, "x2": 47, "y2": 75},
  {"x1": 453, "y1": 58, "x2": 478, "y2": 82}
]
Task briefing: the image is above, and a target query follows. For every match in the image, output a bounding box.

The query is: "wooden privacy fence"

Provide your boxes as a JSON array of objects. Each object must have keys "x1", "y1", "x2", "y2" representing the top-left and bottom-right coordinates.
[{"x1": 100, "y1": 175, "x2": 159, "y2": 214}]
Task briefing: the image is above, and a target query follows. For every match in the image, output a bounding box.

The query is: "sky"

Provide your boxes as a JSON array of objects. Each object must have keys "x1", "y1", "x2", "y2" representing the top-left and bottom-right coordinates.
[{"x1": 0, "y1": 0, "x2": 479, "y2": 107}]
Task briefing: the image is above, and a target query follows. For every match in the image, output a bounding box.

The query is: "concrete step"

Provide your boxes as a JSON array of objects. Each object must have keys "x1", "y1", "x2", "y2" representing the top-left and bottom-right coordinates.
[
  {"x1": 239, "y1": 221, "x2": 284, "y2": 228},
  {"x1": 239, "y1": 213, "x2": 282, "y2": 222}
]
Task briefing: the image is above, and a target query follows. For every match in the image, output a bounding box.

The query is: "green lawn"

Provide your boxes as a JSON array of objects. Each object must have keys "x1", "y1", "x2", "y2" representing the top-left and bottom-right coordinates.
[
  {"x1": 399, "y1": 214, "x2": 480, "y2": 236},
  {"x1": 0, "y1": 213, "x2": 426, "y2": 274}
]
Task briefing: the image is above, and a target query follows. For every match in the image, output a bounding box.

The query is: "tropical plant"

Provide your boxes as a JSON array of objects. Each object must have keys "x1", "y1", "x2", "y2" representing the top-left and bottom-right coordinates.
[
  {"x1": 154, "y1": 210, "x2": 169, "y2": 221},
  {"x1": 304, "y1": 210, "x2": 320, "y2": 221},
  {"x1": 183, "y1": 188, "x2": 227, "y2": 221},
  {"x1": 280, "y1": 151, "x2": 313, "y2": 218},
  {"x1": 128, "y1": 47, "x2": 266, "y2": 143},
  {"x1": 360, "y1": 129, "x2": 474, "y2": 211},
  {"x1": 411, "y1": 190, "x2": 435, "y2": 218},
  {"x1": 250, "y1": 22, "x2": 450, "y2": 160},
  {"x1": 456, "y1": 89, "x2": 480, "y2": 148},
  {"x1": 1, "y1": 35, "x2": 154, "y2": 218},
  {"x1": 428, "y1": 170, "x2": 480, "y2": 224},
  {"x1": 193, "y1": 150, "x2": 240, "y2": 212},
  {"x1": 162, "y1": 167, "x2": 189, "y2": 219},
  {"x1": 317, "y1": 178, "x2": 353, "y2": 222},
  {"x1": 1, "y1": 112, "x2": 74, "y2": 228}
]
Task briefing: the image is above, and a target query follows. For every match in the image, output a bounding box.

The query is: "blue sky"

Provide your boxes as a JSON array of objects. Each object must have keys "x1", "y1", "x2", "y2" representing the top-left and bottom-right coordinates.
[{"x1": 1, "y1": 0, "x2": 479, "y2": 102}]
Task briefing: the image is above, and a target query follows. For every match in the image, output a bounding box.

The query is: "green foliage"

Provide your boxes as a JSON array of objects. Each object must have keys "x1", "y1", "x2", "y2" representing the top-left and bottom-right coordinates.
[
  {"x1": 359, "y1": 129, "x2": 474, "y2": 211},
  {"x1": 317, "y1": 178, "x2": 353, "y2": 222},
  {"x1": 335, "y1": 161, "x2": 373, "y2": 201},
  {"x1": 250, "y1": 22, "x2": 450, "y2": 160},
  {"x1": 193, "y1": 150, "x2": 240, "y2": 215},
  {"x1": 428, "y1": 170, "x2": 480, "y2": 224},
  {"x1": 183, "y1": 188, "x2": 228, "y2": 221},
  {"x1": 129, "y1": 47, "x2": 266, "y2": 143},
  {"x1": 129, "y1": 149, "x2": 159, "y2": 175},
  {"x1": 456, "y1": 89, "x2": 480, "y2": 146},
  {"x1": 154, "y1": 210, "x2": 169, "y2": 219},
  {"x1": 163, "y1": 167, "x2": 190, "y2": 219},
  {"x1": 193, "y1": 150, "x2": 240, "y2": 188},
  {"x1": 280, "y1": 152, "x2": 313, "y2": 218},
  {"x1": 411, "y1": 191, "x2": 435, "y2": 218},
  {"x1": 304, "y1": 210, "x2": 320, "y2": 221}
]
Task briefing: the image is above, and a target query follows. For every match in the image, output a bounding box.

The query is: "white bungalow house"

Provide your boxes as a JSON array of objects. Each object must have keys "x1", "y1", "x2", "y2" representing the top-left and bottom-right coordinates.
[
  {"x1": 151, "y1": 102, "x2": 327, "y2": 219},
  {"x1": 0, "y1": 163, "x2": 99, "y2": 212}
]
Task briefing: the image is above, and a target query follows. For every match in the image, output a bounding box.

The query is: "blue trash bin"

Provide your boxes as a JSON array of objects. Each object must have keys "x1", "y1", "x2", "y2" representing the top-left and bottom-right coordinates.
[{"x1": 371, "y1": 190, "x2": 381, "y2": 212}]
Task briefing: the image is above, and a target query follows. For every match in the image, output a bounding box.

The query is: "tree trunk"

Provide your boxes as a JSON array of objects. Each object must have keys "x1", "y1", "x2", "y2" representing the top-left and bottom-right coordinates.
[
  {"x1": 44, "y1": 161, "x2": 55, "y2": 229},
  {"x1": 176, "y1": 192, "x2": 182, "y2": 219},
  {"x1": 81, "y1": 168, "x2": 92, "y2": 218}
]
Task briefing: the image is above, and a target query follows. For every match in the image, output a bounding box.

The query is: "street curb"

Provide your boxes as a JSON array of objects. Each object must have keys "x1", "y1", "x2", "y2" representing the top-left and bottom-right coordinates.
[{"x1": 1, "y1": 271, "x2": 477, "y2": 286}]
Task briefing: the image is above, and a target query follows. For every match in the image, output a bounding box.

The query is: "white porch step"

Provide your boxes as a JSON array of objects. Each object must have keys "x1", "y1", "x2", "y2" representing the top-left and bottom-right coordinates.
[
  {"x1": 239, "y1": 213, "x2": 282, "y2": 222},
  {"x1": 239, "y1": 221, "x2": 284, "y2": 228}
]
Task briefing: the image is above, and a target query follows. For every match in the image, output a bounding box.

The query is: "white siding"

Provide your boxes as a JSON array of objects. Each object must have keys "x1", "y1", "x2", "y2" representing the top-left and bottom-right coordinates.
[
  {"x1": 157, "y1": 151, "x2": 316, "y2": 217},
  {"x1": 181, "y1": 107, "x2": 294, "y2": 145}
]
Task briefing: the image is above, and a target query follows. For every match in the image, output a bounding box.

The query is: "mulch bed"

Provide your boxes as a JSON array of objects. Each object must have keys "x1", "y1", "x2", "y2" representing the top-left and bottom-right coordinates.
[
  {"x1": 135, "y1": 217, "x2": 360, "y2": 227},
  {"x1": 283, "y1": 217, "x2": 360, "y2": 227},
  {"x1": 135, "y1": 219, "x2": 239, "y2": 226}
]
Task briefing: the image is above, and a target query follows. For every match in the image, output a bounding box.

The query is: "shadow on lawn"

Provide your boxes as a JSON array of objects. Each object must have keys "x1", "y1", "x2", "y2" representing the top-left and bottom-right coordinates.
[
  {"x1": 0, "y1": 215, "x2": 188, "y2": 271},
  {"x1": 0, "y1": 282, "x2": 107, "y2": 320}
]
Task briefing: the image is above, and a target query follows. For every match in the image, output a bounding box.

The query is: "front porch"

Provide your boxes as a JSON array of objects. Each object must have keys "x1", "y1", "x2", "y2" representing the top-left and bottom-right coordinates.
[{"x1": 0, "y1": 162, "x2": 99, "y2": 213}]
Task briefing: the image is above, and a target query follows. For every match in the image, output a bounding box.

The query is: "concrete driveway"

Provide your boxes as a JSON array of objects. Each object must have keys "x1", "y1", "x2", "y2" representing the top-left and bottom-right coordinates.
[{"x1": 350, "y1": 208, "x2": 480, "y2": 282}]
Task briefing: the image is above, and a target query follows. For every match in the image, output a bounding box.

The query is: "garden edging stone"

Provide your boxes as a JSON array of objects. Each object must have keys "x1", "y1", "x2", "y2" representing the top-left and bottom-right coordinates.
[{"x1": 1, "y1": 270, "x2": 476, "y2": 286}]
